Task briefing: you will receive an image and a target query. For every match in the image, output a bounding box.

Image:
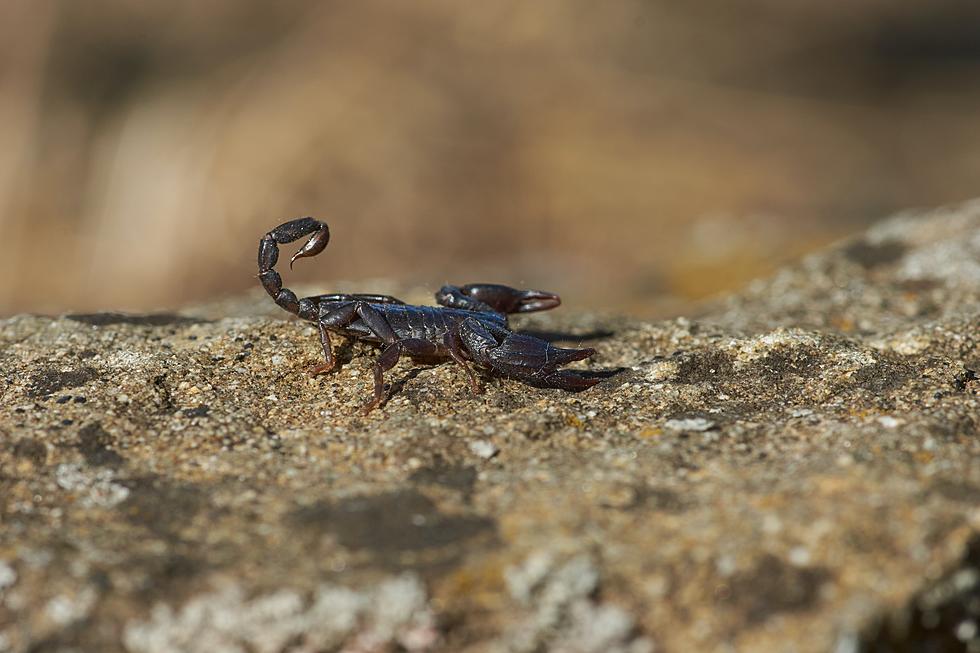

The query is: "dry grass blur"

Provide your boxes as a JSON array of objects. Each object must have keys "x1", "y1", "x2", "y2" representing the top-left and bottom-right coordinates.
[{"x1": 2, "y1": 1, "x2": 979, "y2": 316}]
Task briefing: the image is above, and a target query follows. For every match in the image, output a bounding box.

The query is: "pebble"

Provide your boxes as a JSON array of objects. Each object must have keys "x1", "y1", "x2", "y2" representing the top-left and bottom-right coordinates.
[
  {"x1": 0, "y1": 561, "x2": 16, "y2": 591},
  {"x1": 664, "y1": 418, "x2": 715, "y2": 432},
  {"x1": 469, "y1": 440, "x2": 499, "y2": 459},
  {"x1": 788, "y1": 546, "x2": 811, "y2": 566},
  {"x1": 877, "y1": 416, "x2": 901, "y2": 429}
]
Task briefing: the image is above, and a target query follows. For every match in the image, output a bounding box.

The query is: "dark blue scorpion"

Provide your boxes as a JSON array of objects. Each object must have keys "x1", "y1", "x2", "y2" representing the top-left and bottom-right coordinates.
[{"x1": 259, "y1": 217, "x2": 600, "y2": 412}]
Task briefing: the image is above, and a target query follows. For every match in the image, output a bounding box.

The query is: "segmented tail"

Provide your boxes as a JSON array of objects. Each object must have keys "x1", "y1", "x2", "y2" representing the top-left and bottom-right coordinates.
[{"x1": 257, "y1": 217, "x2": 329, "y2": 318}]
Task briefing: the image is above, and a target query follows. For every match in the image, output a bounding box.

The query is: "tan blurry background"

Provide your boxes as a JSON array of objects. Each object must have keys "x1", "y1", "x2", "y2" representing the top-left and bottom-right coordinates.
[{"x1": 2, "y1": 1, "x2": 979, "y2": 317}]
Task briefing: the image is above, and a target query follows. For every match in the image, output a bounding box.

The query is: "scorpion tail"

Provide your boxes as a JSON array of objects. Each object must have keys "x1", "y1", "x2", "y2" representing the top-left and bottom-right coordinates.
[{"x1": 258, "y1": 217, "x2": 330, "y2": 317}]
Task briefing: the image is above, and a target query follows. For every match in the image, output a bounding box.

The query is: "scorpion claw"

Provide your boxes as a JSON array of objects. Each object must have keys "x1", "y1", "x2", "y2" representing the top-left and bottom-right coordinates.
[
  {"x1": 511, "y1": 289, "x2": 561, "y2": 313},
  {"x1": 483, "y1": 333, "x2": 598, "y2": 390},
  {"x1": 450, "y1": 284, "x2": 561, "y2": 314}
]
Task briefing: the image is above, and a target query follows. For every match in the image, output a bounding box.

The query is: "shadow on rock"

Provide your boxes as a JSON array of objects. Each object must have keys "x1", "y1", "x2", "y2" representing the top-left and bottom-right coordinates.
[
  {"x1": 66, "y1": 312, "x2": 209, "y2": 327},
  {"x1": 288, "y1": 488, "x2": 495, "y2": 574},
  {"x1": 517, "y1": 328, "x2": 616, "y2": 344}
]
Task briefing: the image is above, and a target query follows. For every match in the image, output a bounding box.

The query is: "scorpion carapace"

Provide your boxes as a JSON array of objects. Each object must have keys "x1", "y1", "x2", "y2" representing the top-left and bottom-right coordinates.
[{"x1": 258, "y1": 217, "x2": 600, "y2": 412}]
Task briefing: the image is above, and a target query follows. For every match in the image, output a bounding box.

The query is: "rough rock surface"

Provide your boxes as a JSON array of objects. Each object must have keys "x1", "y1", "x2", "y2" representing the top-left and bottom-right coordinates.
[{"x1": 1, "y1": 201, "x2": 979, "y2": 653}]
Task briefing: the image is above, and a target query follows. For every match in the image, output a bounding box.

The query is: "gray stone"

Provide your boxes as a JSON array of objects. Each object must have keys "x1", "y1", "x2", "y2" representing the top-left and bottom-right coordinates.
[{"x1": 0, "y1": 201, "x2": 978, "y2": 651}]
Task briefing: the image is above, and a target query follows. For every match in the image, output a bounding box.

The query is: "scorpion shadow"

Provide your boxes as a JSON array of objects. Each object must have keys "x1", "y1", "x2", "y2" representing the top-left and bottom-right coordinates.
[
  {"x1": 385, "y1": 367, "x2": 429, "y2": 407},
  {"x1": 517, "y1": 328, "x2": 615, "y2": 344},
  {"x1": 66, "y1": 312, "x2": 210, "y2": 327}
]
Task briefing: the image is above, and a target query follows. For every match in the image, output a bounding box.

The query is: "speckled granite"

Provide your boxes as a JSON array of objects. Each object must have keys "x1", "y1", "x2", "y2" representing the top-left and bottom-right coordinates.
[{"x1": 1, "y1": 202, "x2": 978, "y2": 652}]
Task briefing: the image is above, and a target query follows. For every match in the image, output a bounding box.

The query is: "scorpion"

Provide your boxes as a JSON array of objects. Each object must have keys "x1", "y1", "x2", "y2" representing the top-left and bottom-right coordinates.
[{"x1": 259, "y1": 217, "x2": 600, "y2": 412}]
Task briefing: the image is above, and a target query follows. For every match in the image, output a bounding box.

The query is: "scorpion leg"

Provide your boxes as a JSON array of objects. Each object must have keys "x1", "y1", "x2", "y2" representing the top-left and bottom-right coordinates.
[
  {"x1": 314, "y1": 300, "x2": 417, "y2": 412},
  {"x1": 436, "y1": 284, "x2": 561, "y2": 314},
  {"x1": 364, "y1": 338, "x2": 441, "y2": 414},
  {"x1": 310, "y1": 321, "x2": 336, "y2": 376},
  {"x1": 444, "y1": 329, "x2": 481, "y2": 394},
  {"x1": 307, "y1": 302, "x2": 357, "y2": 375},
  {"x1": 310, "y1": 301, "x2": 399, "y2": 378},
  {"x1": 350, "y1": 302, "x2": 399, "y2": 344},
  {"x1": 456, "y1": 317, "x2": 505, "y2": 365}
]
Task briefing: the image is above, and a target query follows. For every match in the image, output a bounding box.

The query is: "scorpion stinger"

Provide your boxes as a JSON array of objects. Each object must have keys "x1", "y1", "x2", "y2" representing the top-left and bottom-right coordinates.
[{"x1": 289, "y1": 224, "x2": 330, "y2": 269}]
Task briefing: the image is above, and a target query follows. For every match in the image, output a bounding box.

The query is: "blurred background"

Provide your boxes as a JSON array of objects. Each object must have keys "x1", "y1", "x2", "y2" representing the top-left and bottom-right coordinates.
[{"x1": 2, "y1": 0, "x2": 979, "y2": 317}]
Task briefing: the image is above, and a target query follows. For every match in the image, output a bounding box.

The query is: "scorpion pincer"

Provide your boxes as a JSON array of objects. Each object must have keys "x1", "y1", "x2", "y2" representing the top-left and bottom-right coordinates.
[{"x1": 258, "y1": 217, "x2": 600, "y2": 413}]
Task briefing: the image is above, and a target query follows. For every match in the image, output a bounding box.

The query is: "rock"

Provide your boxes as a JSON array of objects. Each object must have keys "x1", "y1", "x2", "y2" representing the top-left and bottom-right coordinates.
[
  {"x1": 0, "y1": 201, "x2": 978, "y2": 652},
  {"x1": 663, "y1": 417, "x2": 716, "y2": 433},
  {"x1": 468, "y1": 439, "x2": 500, "y2": 460}
]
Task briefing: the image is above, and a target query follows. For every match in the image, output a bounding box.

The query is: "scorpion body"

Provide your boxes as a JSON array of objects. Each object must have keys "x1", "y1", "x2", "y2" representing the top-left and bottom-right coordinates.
[{"x1": 259, "y1": 217, "x2": 599, "y2": 412}]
